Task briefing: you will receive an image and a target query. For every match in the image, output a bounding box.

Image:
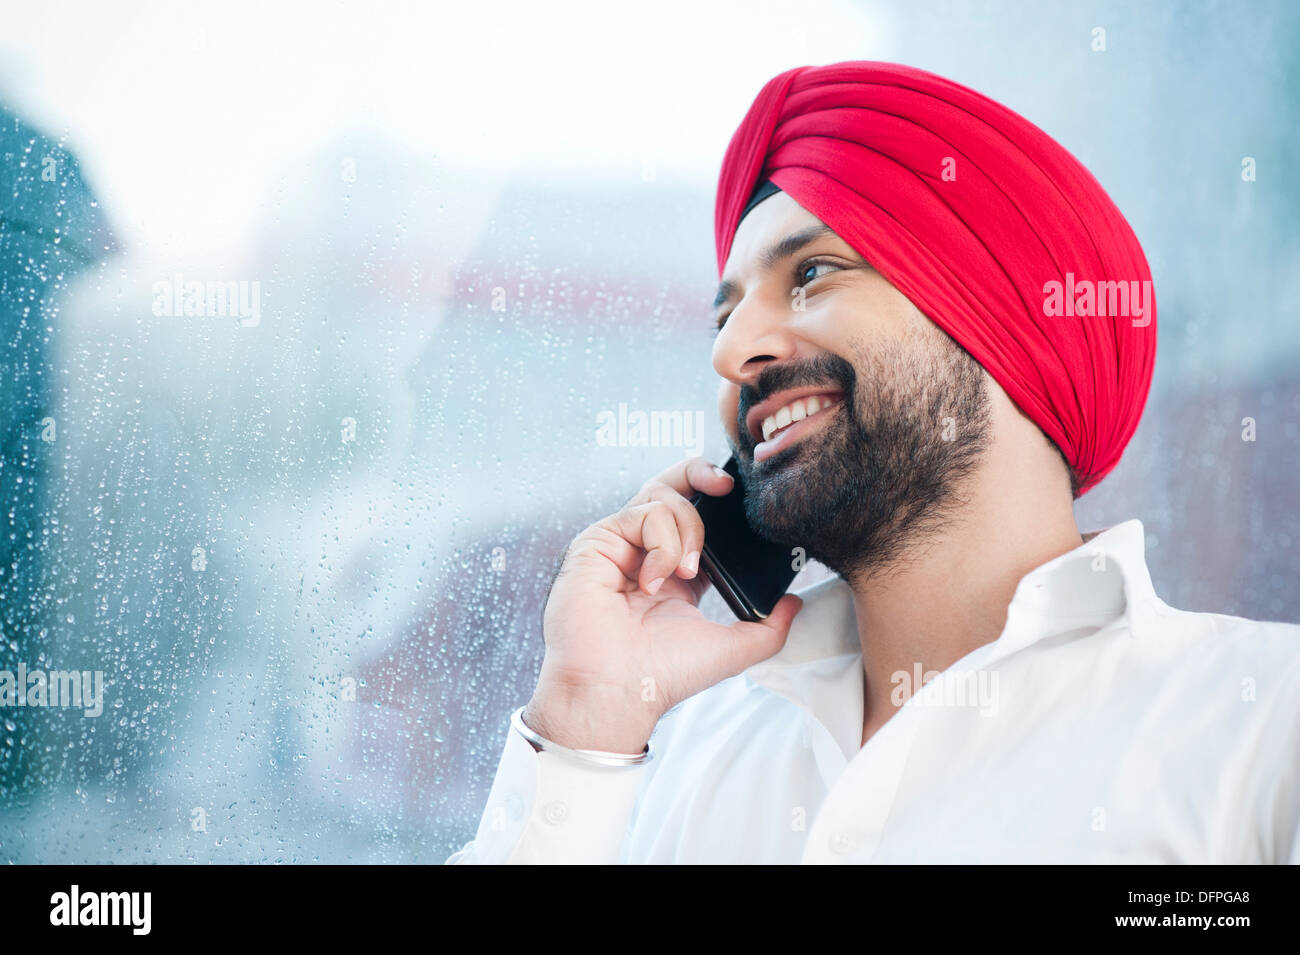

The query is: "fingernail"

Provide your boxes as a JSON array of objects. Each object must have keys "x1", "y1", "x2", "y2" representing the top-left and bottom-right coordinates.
[
  {"x1": 712, "y1": 466, "x2": 730, "y2": 479},
  {"x1": 646, "y1": 576, "x2": 665, "y2": 595},
  {"x1": 682, "y1": 551, "x2": 699, "y2": 574}
]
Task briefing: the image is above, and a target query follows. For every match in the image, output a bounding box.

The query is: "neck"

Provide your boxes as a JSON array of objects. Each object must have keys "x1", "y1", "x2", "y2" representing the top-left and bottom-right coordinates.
[{"x1": 849, "y1": 444, "x2": 1082, "y2": 744}]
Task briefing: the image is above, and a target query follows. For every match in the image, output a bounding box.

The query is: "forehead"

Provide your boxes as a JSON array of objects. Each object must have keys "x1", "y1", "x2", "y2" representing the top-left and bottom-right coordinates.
[{"x1": 722, "y1": 190, "x2": 834, "y2": 280}]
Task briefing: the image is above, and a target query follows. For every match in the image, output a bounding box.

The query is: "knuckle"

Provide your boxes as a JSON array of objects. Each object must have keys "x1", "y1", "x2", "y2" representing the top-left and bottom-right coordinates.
[
  {"x1": 618, "y1": 501, "x2": 650, "y2": 523},
  {"x1": 643, "y1": 499, "x2": 672, "y2": 518},
  {"x1": 642, "y1": 480, "x2": 677, "y2": 504},
  {"x1": 636, "y1": 478, "x2": 667, "y2": 499}
]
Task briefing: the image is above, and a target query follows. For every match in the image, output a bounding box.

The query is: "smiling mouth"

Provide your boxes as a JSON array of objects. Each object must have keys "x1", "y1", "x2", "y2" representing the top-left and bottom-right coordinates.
[{"x1": 752, "y1": 392, "x2": 844, "y2": 463}]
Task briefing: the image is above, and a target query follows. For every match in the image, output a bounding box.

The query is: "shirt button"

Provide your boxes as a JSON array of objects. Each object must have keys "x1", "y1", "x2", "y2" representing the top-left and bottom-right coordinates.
[
  {"x1": 829, "y1": 829, "x2": 862, "y2": 856},
  {"x1": 542, "y1": 800, "x2": 569, "y2": 825}
]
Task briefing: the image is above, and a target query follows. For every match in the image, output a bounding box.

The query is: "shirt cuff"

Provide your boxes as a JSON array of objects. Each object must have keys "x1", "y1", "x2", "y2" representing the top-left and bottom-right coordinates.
[{"x1": 446, "y1": 713, "x2": 649, "y2": 864}]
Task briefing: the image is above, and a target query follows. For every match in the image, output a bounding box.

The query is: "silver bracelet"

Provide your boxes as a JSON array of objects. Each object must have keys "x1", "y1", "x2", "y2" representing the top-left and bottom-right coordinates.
[{"x1": 510, "y1": 706, "x2": 653, "y2": 768}]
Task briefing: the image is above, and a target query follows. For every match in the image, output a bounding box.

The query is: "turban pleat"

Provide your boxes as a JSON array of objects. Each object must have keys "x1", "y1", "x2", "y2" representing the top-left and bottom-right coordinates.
[{"x1": 715, "y1": 62, "x2": 1156, "y2": 495}]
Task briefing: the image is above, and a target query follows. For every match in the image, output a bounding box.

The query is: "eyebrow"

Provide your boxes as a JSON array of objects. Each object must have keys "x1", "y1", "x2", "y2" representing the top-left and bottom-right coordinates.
[{"x1": 712, "y1": 223, "x2": 836, "y2": 311}]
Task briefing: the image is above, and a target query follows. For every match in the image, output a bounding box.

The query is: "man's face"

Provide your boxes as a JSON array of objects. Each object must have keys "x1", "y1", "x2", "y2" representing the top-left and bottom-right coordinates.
[{"x1": 712, "y1": 190, "x2": 993, "y2": 583}]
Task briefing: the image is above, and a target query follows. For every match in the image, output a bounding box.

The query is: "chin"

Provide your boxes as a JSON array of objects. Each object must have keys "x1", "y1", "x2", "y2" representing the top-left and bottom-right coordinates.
[{"x1": 744, "y1": 442, "x2": 845, "y2": 544}]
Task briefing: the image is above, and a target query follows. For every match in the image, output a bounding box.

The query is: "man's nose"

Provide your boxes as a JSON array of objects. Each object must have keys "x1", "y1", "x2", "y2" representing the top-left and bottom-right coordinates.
[{"x1": 712, "y1": 290, "x2": 799, "y2": 388}]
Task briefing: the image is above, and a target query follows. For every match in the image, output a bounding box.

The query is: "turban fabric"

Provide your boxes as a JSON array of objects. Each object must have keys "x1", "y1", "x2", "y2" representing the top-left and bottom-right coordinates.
[{"x1": 714, "y1": 62, "x2": 1156, "y2": 496}]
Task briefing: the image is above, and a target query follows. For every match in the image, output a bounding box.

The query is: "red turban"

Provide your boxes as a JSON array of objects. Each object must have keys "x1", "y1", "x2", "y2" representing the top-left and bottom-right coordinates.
[{"x1": 714, "y1": 62, "x2": 1156, "y2": 496}]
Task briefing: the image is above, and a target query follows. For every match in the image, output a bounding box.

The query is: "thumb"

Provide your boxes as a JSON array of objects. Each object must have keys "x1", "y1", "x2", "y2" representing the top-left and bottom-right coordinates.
[{"x1": 709, "y1": 593, "x2": 805, "y2": 680}]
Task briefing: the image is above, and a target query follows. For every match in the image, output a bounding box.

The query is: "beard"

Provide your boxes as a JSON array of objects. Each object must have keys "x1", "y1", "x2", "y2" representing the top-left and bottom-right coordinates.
[{"x1": 735, "y1": 319, "x2": 992, "y2": 587}]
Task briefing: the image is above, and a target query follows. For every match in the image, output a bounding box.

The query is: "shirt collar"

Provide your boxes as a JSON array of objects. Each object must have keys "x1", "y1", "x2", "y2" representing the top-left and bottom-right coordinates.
[{"x1": 746, "y1": 518, "x2": 1164, "y2": 679}]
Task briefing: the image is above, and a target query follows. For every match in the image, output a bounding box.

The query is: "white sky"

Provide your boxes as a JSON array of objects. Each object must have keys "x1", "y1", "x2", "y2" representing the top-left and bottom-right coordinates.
[{"x1": 0, "y1": 0, "x2": 896, "y2": 257}]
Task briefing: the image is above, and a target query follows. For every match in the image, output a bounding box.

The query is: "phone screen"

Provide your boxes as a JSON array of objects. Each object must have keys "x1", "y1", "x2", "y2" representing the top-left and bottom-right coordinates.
[{"x1": 689, "y1": 455, "x2": 801, "y2": 621}]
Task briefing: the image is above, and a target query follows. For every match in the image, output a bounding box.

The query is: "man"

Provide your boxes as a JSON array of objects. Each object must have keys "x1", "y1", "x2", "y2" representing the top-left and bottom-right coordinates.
[{"x1": 447, "y1": 62, "x2": 1300, "y2": 864}]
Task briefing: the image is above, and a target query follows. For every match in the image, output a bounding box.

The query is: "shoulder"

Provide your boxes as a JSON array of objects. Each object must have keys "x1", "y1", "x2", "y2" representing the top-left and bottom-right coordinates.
[
  {"x1": 1126, "y1": 600, "x2": 1300, "y2": 745},
  {"x1": 1144, "y1": 606, "x2": 1300, "y2": 859},
  {"x1": 1138, "y1": 600, "x2": 1300, "y2": 681}
]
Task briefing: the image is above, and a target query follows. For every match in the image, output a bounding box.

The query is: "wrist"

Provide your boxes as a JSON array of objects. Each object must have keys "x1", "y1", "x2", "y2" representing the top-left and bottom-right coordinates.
[
  {"x1": 510, "y1": 706, "x2": 652, "y2": 768},
  {"x1": 523, "y1": 682, "x2": 658, "y2": 754}
]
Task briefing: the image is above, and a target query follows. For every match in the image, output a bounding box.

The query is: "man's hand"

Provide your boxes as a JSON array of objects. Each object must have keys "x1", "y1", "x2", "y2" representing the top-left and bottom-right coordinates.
[{"x1": 522, "y1": 456, "x2": 803, "y2": 754}]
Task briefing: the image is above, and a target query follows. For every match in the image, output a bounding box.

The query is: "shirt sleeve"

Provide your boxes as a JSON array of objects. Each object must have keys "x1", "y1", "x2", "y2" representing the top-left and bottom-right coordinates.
[{"x1": 444, "y1": 714, "x2": 650, "y2": 864}]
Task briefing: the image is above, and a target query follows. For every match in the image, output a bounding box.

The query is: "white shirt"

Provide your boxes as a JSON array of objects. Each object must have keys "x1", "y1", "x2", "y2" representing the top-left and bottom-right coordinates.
[{"x1": 446, "y1": 519, "x2": 1300, "y2": 864}]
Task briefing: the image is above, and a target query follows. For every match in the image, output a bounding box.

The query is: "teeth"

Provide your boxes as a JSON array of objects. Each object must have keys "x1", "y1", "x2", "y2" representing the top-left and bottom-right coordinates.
[{"x1": 758, "y1": 394, "x2": 841, "y2": 444}]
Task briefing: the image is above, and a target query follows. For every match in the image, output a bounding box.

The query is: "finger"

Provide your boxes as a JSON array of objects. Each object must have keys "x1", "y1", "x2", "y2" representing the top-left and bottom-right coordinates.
[
  {"x1": 632, "y1": 456, "x2": 734, "y2": 504},
  {"x1": 653, "y1": 571, "x2": 706, "y2": 605},
  {"x1": 643, "y1": 557, "x2": 713, "y2": 605},
  {"x1": 708, "y1": 593, "x2": 805, "y2": 679},
  {"x1": 604, "y1": 500, "x2": 683, "y2": 594},
  {"x1": 567, "y1": 524, "x2": 641, "y2": 590},
  {"x1": 635, "y1": 481, "x2": 706, "y2": 578}
]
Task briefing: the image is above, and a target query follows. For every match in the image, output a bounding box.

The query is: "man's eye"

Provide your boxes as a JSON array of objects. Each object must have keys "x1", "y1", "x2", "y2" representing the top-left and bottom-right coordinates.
[
  {"x1": 713, "y1": 259, "x2": 840, "y2": 335},
  {"x1": 797, "y1": 259, "x2": 839, "y2": 286}
]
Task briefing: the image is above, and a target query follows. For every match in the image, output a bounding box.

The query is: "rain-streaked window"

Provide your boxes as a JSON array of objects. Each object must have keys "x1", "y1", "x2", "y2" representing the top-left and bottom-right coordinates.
[{"x1": 1, "y1": 1, "x2": 1297, "y2": 864}]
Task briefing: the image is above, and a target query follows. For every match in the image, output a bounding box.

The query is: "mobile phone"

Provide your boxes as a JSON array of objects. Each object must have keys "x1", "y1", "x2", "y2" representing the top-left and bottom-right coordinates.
[{"x1": 689, "y1": 455, "x2": 801, "y2": 621}]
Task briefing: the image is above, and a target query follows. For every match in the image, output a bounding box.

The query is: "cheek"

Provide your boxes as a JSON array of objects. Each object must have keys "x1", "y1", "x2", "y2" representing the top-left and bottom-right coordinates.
[{"x1": 822, "y1": 280, "x2": 915, "y2": 340}]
